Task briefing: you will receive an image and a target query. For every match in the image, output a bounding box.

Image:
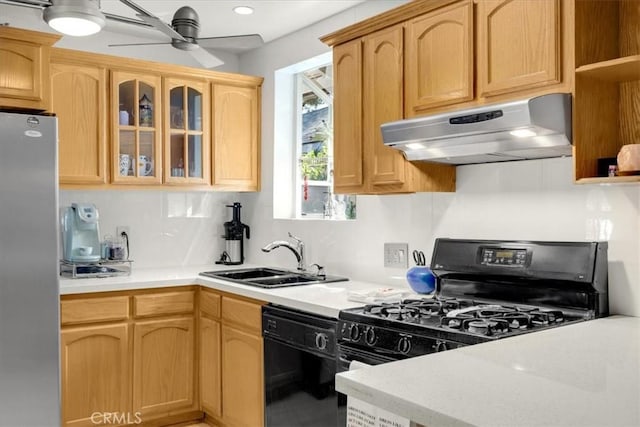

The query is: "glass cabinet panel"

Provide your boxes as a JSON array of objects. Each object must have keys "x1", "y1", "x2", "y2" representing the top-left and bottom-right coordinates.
[
  {"x1": 139, "y1": 82, "x2": 155, "y2": 128},
  {"x1": 112, "y1": 71, "x2": 162, "y2": 183},
  {"x1": 170, "y1": 134, "x2": 185, "y2": 177},
  {"x1": 118, "y1": 81, "x2": 134, "y2": 126},
  {"x1": 170, "y1": 87, "x2": 185, "y2": 130},
  {"x1": 188, "y1": 135, "x2": 203, "y2": 178},
  {"x1": 164, "y1": 78, "x2": 209, "y2": 184},
  {"x1": 188, "y1": 87, "x2": 202, "y2": 131},
  {"x1": 118, "y1": 130, "x2": 135, "y2": 177},
  {"x1": 139, "y1": 131, "x2": 155, "y2": 176}
]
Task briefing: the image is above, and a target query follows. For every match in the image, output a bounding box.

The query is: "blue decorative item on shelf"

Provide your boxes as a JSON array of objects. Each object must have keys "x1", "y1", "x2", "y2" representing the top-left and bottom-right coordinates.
[{"x1": 406, "y1": 266, "x2": 436, "y2": 294}]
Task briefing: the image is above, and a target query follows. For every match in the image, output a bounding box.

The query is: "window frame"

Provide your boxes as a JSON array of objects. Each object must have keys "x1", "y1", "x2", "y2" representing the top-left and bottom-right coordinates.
[{"x1": 294, "y1": 64, "x2": 334, "y2": 219}]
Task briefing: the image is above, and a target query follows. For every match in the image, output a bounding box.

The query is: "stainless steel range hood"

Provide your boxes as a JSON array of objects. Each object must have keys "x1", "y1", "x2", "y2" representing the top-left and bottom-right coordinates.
[{"x1": 381, "y1": 93, "x2": 572, "y2": 165}]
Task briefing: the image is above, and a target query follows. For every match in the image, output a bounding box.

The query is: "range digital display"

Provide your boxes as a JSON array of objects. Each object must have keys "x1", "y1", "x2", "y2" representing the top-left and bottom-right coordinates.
[{"x1": 481, "y1": 247, "x2": 527, "y2": 266}]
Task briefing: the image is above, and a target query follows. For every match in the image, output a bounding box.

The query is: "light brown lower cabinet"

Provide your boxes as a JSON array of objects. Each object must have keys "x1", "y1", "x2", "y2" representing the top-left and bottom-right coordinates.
[
  {"x1": 60, "y1": 324, "x2": 130, "y2": 427},
  {"x1": 220, "y1": 325, "x2": 264, "y2": 427},
  {"x1": 60, "y1": 288, "x2": 199, "y2": 427},
  {"x1": 133, "y1": 316, "x2": 196, "y2": 419},
  {"x1": 200, "y1": 315, "x2": 222, "y2": 417},
  {"x1": 60, "y1": 287, "x2": 265, "y2": 427},
  {"x1": 200, "y1": 290, "x2": 265, "y2": 427}
]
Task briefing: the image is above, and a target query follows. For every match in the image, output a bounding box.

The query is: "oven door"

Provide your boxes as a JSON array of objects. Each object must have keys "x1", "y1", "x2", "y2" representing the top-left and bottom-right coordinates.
[
  {"x1": 336, "y1": 344, "x2": 398, "y2": 427},
  {"x1": 264, "y1": 336, "x2": 337, "y2": 427}
]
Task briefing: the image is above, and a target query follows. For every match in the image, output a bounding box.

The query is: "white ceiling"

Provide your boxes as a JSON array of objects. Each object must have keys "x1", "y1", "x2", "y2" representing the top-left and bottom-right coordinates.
[
  {"x1": 102, "y1": 1, "x2": 363, "y2": 43},
  {"x1": 3, "y1": 0, "x2": 364, "y2": 44}
]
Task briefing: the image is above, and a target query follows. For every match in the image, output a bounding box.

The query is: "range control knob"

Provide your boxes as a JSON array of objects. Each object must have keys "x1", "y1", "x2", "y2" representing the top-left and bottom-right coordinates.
[
  {"x1": 315, "y1": 332, "x2": 328, "y2": 350},
  {"x1": 364, "y1": 327, "x2": 377, "y2": 346},
  {"x1": 397, "y1": 336, "x2": 412, "y2": 355},
  {"x1": 348, "y1": 324, "x2": 361, "y2": 341}
]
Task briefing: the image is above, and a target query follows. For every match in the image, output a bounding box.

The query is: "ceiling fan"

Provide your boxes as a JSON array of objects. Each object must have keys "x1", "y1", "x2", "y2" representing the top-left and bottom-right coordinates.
[
  {"x1": 0, "y1": 0, "x2": 264, "y2": 68},
  {"x1": 109, "y1": 0, "x2": 264, "y2": 68}
]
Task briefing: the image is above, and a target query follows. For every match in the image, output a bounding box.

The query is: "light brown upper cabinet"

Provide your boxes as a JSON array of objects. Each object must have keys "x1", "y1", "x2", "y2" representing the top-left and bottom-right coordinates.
[
  {"x1": 211, "y1": 83, "x2": 261, "y2": 191},
  {"x1": 0, "y1": 27, "x2": 59, "y2": 111},
  {"x1": 404, "y1": 0, "x2": 473, "y2": 115},
  {"x1": 164, "y1": 78, "x2": 210, "y2": 185},
  {"x1": 51, "y1": 55, "x2": 108, "y2": 185},
  {"x1": 111, "y1": 70, "x2": 163, "y2": 184},
  {"x1": 333, "y1": 41, "x2": 364, "y2": 193},
  {"x1": 363, "y1": 25, "x2": 410, "y2": 192},
  {"x1": 325, "y1": 11, "x2": 456, "y2": 194},
  {"x1": 477, "y1": 0, "x2": 561, "y2": 97}
]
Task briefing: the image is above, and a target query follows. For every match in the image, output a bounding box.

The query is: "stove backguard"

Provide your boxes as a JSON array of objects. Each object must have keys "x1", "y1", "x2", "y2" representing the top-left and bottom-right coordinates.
[{"x1": 430, "y1": 239, "x2": 608, "y2": 317}]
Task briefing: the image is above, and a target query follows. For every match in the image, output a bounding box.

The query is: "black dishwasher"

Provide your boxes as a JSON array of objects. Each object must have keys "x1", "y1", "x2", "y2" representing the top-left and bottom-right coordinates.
[{"x1": 263, "y1": 304, "x2": 338, "y2": 427}]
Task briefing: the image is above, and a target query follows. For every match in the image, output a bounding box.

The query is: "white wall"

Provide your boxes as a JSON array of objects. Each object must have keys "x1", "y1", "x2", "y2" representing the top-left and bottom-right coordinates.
[
  {"x1": 59, "y1": 190, "x2": 241, "y2": 268},
  {"x1": 237, "y1": 3, "x2": 640, "y2": 316}
]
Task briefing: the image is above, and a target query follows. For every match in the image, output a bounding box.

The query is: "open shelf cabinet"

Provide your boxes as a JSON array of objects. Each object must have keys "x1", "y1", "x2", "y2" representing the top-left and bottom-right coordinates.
[{"x1": 573, "y1": 0, "x2": 640, "y2": 184}]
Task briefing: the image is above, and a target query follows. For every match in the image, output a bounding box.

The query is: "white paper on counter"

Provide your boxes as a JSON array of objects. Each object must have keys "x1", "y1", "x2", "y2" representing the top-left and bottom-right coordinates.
[{"x1": 347, "y1": 396, "x2": 410, "y2": 427}]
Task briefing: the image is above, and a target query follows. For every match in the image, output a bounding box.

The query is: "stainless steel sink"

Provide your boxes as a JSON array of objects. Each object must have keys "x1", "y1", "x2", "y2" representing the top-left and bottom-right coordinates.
[{"x1": 199, "y1": 267, "x2": 348, "y2": 288}]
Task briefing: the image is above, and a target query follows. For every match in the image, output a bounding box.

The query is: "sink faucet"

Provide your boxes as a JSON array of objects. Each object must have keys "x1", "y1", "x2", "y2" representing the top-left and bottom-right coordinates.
[{"x1": 261, "y1": 232, "x2": 305, "y2": 271}]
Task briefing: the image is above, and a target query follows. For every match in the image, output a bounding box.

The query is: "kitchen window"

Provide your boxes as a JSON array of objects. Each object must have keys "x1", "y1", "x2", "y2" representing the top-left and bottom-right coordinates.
[
  {"x1": 273, "y1": 53, "x2": 355, "y2": 220},
  {"x1": 295, "y1": 63, "x2": 356, "y2": 219}
]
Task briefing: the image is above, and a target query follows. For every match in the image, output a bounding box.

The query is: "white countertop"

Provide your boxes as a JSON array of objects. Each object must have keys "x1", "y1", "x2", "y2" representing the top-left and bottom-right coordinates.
[
  {"x1": 337, "y1": 315, "x2": 640, "y2": 427},
  {"x1": 61, "y1": 267, "x2": 640, "y2": 425},
  {"x1": 59, "y1": 264, "x2": 417, "y2": 318}
]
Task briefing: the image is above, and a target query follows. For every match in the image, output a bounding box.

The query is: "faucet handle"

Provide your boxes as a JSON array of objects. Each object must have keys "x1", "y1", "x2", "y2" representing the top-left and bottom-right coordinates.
[
  {"x1": 288, "y1": 232, "x2": 303, "y2": 245},
  {"x1": 309, "y1": 263, "x2": 325, "y2": 278}
]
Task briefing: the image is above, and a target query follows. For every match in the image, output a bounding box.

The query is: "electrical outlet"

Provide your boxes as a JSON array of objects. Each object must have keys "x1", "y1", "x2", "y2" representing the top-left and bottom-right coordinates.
[
  {"x1": 116, "y1": 226, "x2": 130, "y2": 237},
  {"x1": 384, "y1": 243, "x2": 408, "y2": 268}
]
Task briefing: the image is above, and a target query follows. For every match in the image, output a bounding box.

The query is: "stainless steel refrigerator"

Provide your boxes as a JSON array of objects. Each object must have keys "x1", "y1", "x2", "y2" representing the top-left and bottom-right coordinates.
[{"x1": 0, "y1": 111, "x2": 60, "y2": 425}]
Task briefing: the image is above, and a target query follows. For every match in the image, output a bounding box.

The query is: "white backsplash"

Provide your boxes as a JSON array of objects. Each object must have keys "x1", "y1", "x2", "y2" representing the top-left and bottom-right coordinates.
[
  {"x1": 238, "y1": 157, "x2": 640, "y2": 317},
  {"x1": 59, "y1": 191, "x2": 240, "y2": 268}
]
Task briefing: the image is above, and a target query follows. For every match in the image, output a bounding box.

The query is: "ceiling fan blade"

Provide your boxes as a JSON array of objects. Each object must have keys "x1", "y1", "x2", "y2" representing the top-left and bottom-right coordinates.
[
  {"x1": 136, "y1": 13, "x2": 186, "y2": 41},
  {"x1": 108, "y1": 42, "x2": 171, "y2": 47},
  {"x1": 118, "y1": 0, "x2": 186, "y2": 41},
  {"x1": 188, "y1": 47, "x2": 224, "y2": 69},
  {"x1": 196, "y1": 34, "x2": 264, "y2": 52}
]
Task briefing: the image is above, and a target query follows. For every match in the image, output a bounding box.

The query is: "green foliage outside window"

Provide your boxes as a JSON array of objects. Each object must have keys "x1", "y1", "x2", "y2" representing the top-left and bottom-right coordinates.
[{"x1": 300, "y1": 143, "x2": 328, "y2": 181}]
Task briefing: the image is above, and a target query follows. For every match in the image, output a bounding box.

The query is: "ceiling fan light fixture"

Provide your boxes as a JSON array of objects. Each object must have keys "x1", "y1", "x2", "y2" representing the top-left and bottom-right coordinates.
[
  {"x1": 43, "y1": 0, "x2": 105, "y2": 37},
  {"x1": 233, "y1": 6, "x2": 254, "y2": 15}
]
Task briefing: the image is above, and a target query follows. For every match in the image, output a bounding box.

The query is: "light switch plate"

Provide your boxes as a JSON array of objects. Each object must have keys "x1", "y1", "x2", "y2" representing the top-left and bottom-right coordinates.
[{"x1": 384, "y1": 243, "x2": 409, "y2": 268}]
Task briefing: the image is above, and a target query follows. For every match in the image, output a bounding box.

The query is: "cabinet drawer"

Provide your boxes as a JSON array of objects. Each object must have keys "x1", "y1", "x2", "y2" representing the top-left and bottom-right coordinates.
[
  {"x1": 61, "y1": 296, "x2": 129, "y2": 326},
  {"x1": 221, "y1": 296, "x2": 263, "y2": 333},
  {"x1": 134, "y1": 290, "x2": 195, "y2": 318},
  {"x1": 200, "y1": 290, "x2": 221, "y2": 318}
]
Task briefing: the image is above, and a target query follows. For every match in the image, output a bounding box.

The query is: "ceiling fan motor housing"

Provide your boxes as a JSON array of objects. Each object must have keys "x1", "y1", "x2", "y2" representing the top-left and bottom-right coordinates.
[{"x1": 171, "y1": 5, "x2": 199, "y2": 49}]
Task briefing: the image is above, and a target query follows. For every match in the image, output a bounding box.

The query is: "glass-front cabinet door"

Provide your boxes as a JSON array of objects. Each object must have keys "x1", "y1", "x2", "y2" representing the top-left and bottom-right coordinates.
[
  {"x1": 111, "y1": 71, "x2": 162, "y2": 184},
  {"x1": 164, "y1": 78, "x2": 210, "y2": 185}
]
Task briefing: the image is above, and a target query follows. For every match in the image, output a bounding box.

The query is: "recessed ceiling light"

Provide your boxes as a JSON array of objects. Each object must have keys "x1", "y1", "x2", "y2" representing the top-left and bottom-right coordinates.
[{"x1": 233, "y1": 6, "x2": 254, "y2": 15}]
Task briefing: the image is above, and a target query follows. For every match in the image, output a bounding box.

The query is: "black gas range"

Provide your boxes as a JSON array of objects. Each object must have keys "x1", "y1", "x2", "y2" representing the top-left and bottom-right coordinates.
[{"x1": 338, "y1": 238, "x2": 609, "y2": 362}]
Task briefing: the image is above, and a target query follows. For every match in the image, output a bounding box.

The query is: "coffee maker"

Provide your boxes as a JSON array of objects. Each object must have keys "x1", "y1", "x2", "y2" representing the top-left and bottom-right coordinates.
[
  {"x1": 217, "y1": 202, "x2": 250, "y2": 265},
  {"x1": 62, "y1": 203, "x2": 101, "y2": 263}
]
